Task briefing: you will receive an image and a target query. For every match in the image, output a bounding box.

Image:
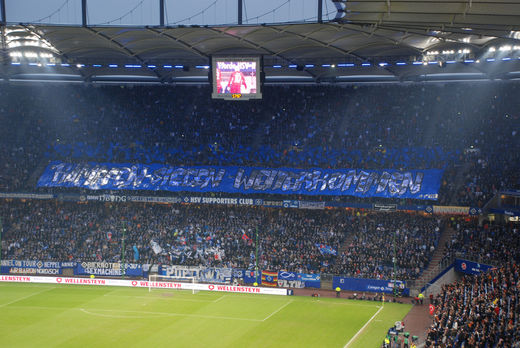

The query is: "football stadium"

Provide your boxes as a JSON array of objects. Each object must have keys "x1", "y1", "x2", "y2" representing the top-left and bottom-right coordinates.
[{"x1": 0, "y1": 1, "x2": 519, "y2": 347}]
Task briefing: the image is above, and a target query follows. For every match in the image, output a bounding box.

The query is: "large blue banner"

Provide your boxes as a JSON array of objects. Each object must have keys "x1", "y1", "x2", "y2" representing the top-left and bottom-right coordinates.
[
  {"x1": 297, "y1": 273, "x2": 321, "y2": 288},
  {"x1": 454, "y1": 259, "x2": 495, "y2": 275},
  {"x1": 38, "y1": 162, "x2": 443, "y2": 200},
  {"x1": 332, "y1": 276, "x2": 409, "y2": 296}
]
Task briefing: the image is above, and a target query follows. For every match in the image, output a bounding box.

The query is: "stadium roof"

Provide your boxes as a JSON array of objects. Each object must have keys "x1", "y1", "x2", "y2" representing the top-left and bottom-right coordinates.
[{"x1": 2, "y1": 0, "x2": 520, "y2": 84}]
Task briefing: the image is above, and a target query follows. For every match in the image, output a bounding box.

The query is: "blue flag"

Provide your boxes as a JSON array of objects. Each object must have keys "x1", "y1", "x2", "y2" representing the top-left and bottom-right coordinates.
[{"x1": 315, "y1": 244, "x2": 337, "y2": 256}]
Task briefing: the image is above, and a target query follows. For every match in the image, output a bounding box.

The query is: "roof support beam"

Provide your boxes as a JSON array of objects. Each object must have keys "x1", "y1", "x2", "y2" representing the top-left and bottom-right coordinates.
[
  {"x1": 318, "y1": 0, "x2": 323, "y2": 24},
  {"x1": 238, "y1": 0, "x2": 243, "y2": 25},
  {"x1": 82, "y1": 0, "x2": 88, "y2": 27},
  {"x1": 159, "y1": 0, "x2": 165, "y2": 27},
  {"x1": 86, "y1": 27, "x2": 164, "y2": 81},
  {"x1": 1, "y1": 0, "x2": 6, "y2": 25}
]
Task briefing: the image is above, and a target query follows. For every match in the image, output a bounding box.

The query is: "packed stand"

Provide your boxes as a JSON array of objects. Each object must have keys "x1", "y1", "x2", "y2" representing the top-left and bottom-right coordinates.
[
  {"x1": 0, "y1": 83, "x2": 518, "y2": 208},
  {"x1": 425, "y1": 262, "x2": 520, "y2": 347},
  {"x1": 0, "y1": 199, "x2": 442, "y2": 280},
  {"x1": 0, "y1": 199, "x2": 349, "y2": 273},
  {"x1": 332, "y1": 213, "x2": 441, "y2": 280},
  {"x1": 444, "y1": 219, "x2": 520, "y2": 266}
]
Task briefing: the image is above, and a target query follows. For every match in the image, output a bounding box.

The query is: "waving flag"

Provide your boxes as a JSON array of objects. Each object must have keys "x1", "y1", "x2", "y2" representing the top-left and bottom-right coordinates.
[
  {"x1": 262, "y1": 270, "x2": 278, "y2": 287},
  {"x1": 315, "y1": 244, "x2": 337, "y2": 256},
  {"x1": 429, "y1": 304, "x2": 435, "y2": 315}
]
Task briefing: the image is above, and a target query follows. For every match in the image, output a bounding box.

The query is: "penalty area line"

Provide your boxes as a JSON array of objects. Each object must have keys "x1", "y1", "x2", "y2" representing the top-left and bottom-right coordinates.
[
  {"x1": 0, "y1": 287, "x2": 56, "y2": 308},
  {"x1": 343, "y1": 305, "x2": 384, "y2": 348},
  {"x1": 262, "y1": 300, "x2": 293, "y2": 321}
]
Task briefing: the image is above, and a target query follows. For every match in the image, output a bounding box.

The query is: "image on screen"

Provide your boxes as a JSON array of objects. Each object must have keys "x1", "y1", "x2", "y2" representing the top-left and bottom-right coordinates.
[{"x1": 212, "y1": 57, "x2": 261, "y2": 100}]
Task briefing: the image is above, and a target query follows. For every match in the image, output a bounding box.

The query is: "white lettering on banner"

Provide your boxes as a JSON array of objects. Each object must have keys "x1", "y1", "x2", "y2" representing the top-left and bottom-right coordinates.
[
  {"x1": 0, "y1": 276, "x2": 287, "y2": 295},
  {"x1": 9, "y1": 268, "x2": 60, "y2": 275}
]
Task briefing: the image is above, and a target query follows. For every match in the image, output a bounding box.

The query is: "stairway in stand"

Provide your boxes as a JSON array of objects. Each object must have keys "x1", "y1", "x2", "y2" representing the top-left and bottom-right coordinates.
[{"x1": 413, "y1": 223, "x2": 457, "y2": 292}]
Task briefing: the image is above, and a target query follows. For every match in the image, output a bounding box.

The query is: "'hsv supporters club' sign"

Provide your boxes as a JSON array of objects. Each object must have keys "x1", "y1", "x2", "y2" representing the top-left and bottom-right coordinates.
[{"x1": 38, "y1": 162, "x2": 443, "y2": 200}]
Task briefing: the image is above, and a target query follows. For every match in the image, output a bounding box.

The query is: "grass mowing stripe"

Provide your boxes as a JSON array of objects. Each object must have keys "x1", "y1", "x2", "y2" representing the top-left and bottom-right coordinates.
[
  {"x1": 102, "y1": 294, "x2": 216, "y2": 302},
  {"x1": 6, "y1": 305, "x2": 265, "y2": 322},
  {"x1": 0, "y1": 284, "x2": 413, "y2": 348},
  {"x1": 343, "y1": 305, "x2": 384, "y2": 348},
  {"x1": 0, "y1": 286, "x2": 55, "y2": 307}
]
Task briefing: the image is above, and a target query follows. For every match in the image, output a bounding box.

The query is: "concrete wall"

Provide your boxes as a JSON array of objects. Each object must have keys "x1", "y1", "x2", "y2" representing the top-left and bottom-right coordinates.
[{"x1": 424, "y1": 266, "x2": 461, "y2": 296}]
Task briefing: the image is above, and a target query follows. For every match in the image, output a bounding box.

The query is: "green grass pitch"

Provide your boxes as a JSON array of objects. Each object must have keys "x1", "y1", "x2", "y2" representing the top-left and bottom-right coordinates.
[{"x1": 0, "y1": 283, "x2": 411, "y2": 347}]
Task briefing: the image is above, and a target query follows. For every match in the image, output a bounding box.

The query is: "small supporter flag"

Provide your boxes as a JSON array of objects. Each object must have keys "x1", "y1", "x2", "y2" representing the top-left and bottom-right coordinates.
[
  {"x1": 315, "y1": 243, "x2": 337, "y2": 256},
  {"x1": 429, "y1": 304, "x2": 435, "y2": 315},
  {"x1": 262, "y1": 270, "x2": 278, "y2": 287}
]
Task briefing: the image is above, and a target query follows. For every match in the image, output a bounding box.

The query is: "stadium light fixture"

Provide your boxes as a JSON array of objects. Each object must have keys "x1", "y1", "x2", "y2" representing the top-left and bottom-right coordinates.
[
  {"x1": 147, "y1": 65, "x2": 157, "y2": 68},
  {"x1": 502, "y1": 57, "x2": 512, "y2": 61},
  {"x1": 361, "y1": 63, "x2": 371, "y2": 67},
  {"x1": 92, "y1": 64, "x2": 102, "y2": 67},
  {"x1": 76, "y1": 64, "x2": 84, "y2": 68},
  {"x1": 163, "y1": 65, "x2": 173, "y2": 68},
  {"x1": 272, "y1": 65, "x2": 282, "y2": 68},
  {"x1": 464, "y1": 59, "x2": 475, "y2": 63},
  {"x1": 446, "y1": 61, "x2": 456, "y2": 64},
  {"x1": 108, "y1": 64, "x2": 118, "y2": 68},
  {"x1": 195, "y1": 65, "x2": 209, "y2": 69},
  {"x1": 321, "y1": 64, "x2": 331, "y2": 67},
  {"x1": 337, "y1": 63, "x2": 354, "y2": 67},
  {"x1": 288, "y1": 64, "x2": 297, "y2": 68},
  {"x1": 61, "y1": 63, "x2": 70, "y2": 67},
  {"x1": 125, "y1": 64, "x2": 142, "y2": 68},
  {"x1": 486, "y1": 58, "x2": 496, "y2": 62},
  {"x1": 10, "y1": 62, "x2": 21, "y2": 66},
  {"x1": 304, "y1": 64, "x2": 314, "y2": 68},
  {"x1": 412, "y1": 61, "x2": 423, "y2": 65},
  {"x1": 378, "y1": 62, "x2": 388, "y2": 67},
  {"x1": 396, "y1": 62, "x2": 407, "y2": 66}
]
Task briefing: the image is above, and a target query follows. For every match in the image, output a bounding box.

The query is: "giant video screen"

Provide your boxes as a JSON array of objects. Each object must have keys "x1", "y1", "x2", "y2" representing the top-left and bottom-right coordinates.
[{"x1": 211, "y1": 57, "x2": 262, "y2": 100}]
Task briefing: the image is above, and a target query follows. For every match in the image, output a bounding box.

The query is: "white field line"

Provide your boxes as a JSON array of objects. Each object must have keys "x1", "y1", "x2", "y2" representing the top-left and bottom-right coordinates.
[
  {"x1": 315, "y1": 300, "x2": 381, "y2": 308},
  {"x1": 80, "y1": 308, "x2": 161, "y2": 319},
  {"x1": 213, "y1": 295, "x2": 226, "y2": 303},
  {"x1": 343, "y1": 306, "x2": 384, "y2": 348},
  {"x1": 0, "y1": 287, "x2": 55, "y2": 308},
  {"x1": 262, "y1": 300, "x2": 293, "y2": 321},
  {"x1": 78, "y1": 307, "x2": 263, "y2": 322},
  {"x1": 6, "y1": 305, "x2": 263, "y2": 322}
]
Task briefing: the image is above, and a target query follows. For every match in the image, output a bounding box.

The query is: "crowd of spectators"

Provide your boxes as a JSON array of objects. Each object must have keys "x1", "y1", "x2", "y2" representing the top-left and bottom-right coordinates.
[
  {"x1": 443, "y1": 220, "x2": 520, "y2": 266},
  {"x1": 425, "y1": 262, "x2": 520, "y2": 347},
  {"x1": 0, "y1": 199, "x2": 438, "y2": 280},
  {"x1": 0, "y1": 82, "x2": 518, "y2": 208},
  {"x1": 332, "y1": 213, "x2": 440, "y2": 280}
]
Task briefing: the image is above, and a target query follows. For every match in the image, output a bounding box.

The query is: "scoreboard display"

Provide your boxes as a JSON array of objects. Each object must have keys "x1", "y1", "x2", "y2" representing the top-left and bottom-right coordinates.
[{"x1": 211, "y1": 56, "x2": 262, "y2": 101}]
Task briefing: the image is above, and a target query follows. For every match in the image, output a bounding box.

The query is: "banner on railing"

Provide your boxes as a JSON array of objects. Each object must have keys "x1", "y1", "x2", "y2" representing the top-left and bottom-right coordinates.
[
  {"x1": 37, "y1": 162, "x2": 443, "y2": 200},
  {"x1": 0, "y1": 275, "x2": 288, "y2": 295},
  {"x1": 0, "y1": 260, "x2": 74, "y2": 275},
  {"x1": 75, "y1": 262, "x2": 142, "y2": 277},
  {"x1": 160, "y1": 265, "x2": 232, "y2": 284},
  {"x1": 454, "y1": 259, "x2": 495, "y2": 275},
  {"x1": 298, "y1": 273, "x2": 321, "y2": 288},
  {"x1": 332, "y1": 276, "x2": 409, "y2": 296}
]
